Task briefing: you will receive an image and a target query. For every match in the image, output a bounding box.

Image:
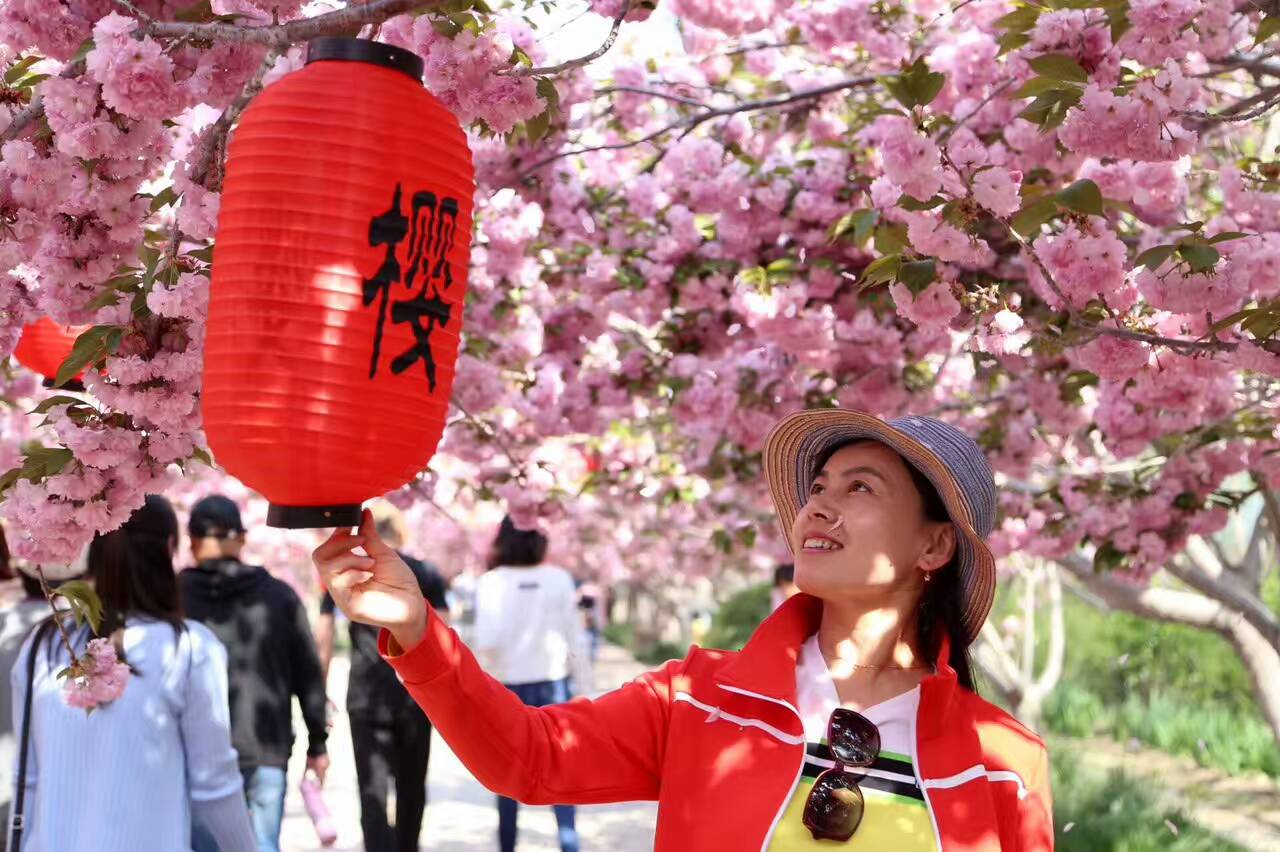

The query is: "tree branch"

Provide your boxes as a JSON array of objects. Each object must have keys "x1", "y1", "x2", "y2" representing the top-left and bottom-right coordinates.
[
  {"x1": 594, "y1": 85, "x2": 708, "y2": 107},
  {"x1": 504, "y1": 0, "x2": 630, "y2": 77},
  {"x1": 143, "y1": 0, "x2": 440, "y2": 47},
  {"x1": 520, "y1": 75, "x2": 877, "y2": 177},
  {"x1": 1033, "y1": 562, "x2": 1066, "y2": 695},
  {"x1": 190, "y1": 49, "x2": 279, "y2": 191},
  {"x1": 1058, "y1": 553, "x2": 1236, "y2": 631},
  {"x1": 1091, "y1": 323, "x2": 1247, "y2": 354},
  {"x1": 1171, "y1": 547, "x2": 1280, "y2": 649},
  {"x1": 1181, "y1": 83, "x2": 1280, "y2": 124}
]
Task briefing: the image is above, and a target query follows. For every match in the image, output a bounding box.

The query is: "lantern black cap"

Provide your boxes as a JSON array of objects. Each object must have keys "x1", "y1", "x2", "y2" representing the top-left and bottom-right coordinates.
[
  {"x1": 267, "y1": 502, "x2": 363, "y2": 530},
  {"x1": 306, "y1": 37, "x2": 424, "y2": 82}
]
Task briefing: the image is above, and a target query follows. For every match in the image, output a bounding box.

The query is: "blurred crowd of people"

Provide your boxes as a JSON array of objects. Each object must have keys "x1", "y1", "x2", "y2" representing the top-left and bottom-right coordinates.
[{"x1": 0, "y1": 496, "x2": 603, "y2": 852}]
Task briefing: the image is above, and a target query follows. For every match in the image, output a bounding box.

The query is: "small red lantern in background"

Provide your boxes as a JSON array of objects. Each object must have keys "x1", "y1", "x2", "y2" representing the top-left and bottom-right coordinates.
[
  {"x1": 203, "y1": 38, "x2": 476, "y2": 529},
  {"x1": 13, "y1": 318, "x2": 89, "y2": 388}
]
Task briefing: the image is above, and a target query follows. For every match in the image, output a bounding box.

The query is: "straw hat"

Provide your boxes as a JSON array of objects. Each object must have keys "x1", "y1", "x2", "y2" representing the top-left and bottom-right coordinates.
[{"x1": 763, "y1": 409, "x2": 998, "y2": 645}]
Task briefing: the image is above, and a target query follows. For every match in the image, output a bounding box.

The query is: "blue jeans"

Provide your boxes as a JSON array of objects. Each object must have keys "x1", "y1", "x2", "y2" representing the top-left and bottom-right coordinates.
[
  {"x1": 497, "y1": 679, "x2": 578, "y2": 852},
  {"x1": 191, "y1": 766, "x2": 286, "y2": 852}
]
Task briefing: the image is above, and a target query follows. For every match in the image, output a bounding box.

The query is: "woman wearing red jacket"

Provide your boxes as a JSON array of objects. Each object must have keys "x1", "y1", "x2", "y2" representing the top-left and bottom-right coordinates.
[{"x1": 315, "y1": 409, "x2": 1053, "y2": 851}]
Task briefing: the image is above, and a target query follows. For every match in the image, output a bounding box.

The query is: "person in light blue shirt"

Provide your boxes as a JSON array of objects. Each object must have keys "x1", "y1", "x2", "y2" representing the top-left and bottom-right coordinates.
[{"x1": 7, "y1": 495, "x2": 255, "y2": 852}]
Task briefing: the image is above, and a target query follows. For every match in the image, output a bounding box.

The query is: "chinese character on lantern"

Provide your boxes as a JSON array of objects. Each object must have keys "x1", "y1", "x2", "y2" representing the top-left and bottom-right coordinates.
[{"x1": 361, "y1": 183, "x2": 461, "y2": 392}]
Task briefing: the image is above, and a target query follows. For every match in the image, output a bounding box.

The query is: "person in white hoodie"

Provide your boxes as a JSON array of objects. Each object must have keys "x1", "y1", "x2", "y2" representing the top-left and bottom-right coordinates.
[{"x1": 473, "y1": 516, "x2": 584, "y2": 852}]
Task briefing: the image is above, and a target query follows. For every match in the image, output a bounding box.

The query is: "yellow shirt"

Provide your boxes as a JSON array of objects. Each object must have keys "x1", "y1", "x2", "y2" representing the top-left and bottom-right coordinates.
[{"x1": 767, "y1": 637, "x2": 937, "y2": 850}]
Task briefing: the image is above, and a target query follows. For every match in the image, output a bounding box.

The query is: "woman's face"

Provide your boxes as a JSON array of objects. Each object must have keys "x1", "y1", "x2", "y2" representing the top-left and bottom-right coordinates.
[{"x1": 790, "y1": 442, "x2": 955, "y2": 603}]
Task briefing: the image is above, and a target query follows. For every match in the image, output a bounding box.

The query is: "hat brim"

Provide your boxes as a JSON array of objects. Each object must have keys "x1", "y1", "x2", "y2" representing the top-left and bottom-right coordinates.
[{"x1": 763, "y1": 409, "x2": 996, "y2": 645}]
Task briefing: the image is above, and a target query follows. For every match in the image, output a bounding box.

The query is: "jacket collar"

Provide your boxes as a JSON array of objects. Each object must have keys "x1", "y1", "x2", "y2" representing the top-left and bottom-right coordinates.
[{"x1": 714, "y1": 592, "x2": 960, "y2": 738}]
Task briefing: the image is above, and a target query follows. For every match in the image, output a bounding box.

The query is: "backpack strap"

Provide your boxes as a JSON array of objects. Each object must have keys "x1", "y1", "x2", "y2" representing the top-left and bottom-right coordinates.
[{"x1": 10, "y1": 630, "x2": 42, "y2": 850}]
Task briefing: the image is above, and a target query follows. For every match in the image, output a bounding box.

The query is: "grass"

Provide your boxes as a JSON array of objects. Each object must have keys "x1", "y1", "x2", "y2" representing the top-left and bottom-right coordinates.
[
  {"x1": 1052, "y1": 753, "x2": 1247, "y2": 851},
  {"x1": 1039, "y1": 595, "x2": 1280, "y2": 778}
]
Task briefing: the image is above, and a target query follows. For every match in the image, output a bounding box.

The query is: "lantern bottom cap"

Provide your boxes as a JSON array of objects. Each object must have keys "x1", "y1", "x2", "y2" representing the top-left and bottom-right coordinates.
[{"x1": 267, "y1": 502, "x2": 363, "y2": 530}]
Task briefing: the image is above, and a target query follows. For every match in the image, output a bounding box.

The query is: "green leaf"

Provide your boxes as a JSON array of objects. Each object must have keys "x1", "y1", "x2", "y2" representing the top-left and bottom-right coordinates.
[
  {"x1": 898, "y1": 194, "x2": 947, "y2": 211},
  {"x1": 24, "y1": 446, "x2": 74, "y2": 478},
  {"x1": 898, "y1": 258, "x2": 937, "y2": 292},
  {"x1": 4, "y1": 56, "x2": 39, "y2": 85},
  {"x1": 1015, "y1": 76, "x2": 1069, "y2": 99},
  {"x1": 884, "y1": 59, "x2": 946, "y2": 109},
  {"x1": 994, "y1": 6, "x2": 1041, "y2": 34},
  {"x1": 1207, "y1": 231, "x2": 1249, "y2": 245},
  {"x1": 736, "y1": 266, "x2": 769, "y2": 290},
  {"x1": 54, "y1": 326, "x2": 123, "y2": 388},
  {"x1": 909, "y1": 68, "x2": 946, "y2": 108},
  {"x1": 860, "y1": 253, "x2": 902, "y2": 289},
  {"x1": 1178, "y1": 242, "x2": 1220, "y2": 273},
  {"x1": 536, "y1": 76, "x2": 560, "y2": 115},
  {"x1": 55, "y1": 580, "x2": 103, "y2": 633},
  {"x1": 1018, "y1": 85, "x2": 1083, "y2": 132},
  {"x1": 191, "y1": 446, "x2": 214, "y2": 467},
  {"x1": 1093, "y1": 541, "x2": 1126, "y2": 572},
  {"x1": 175, "y1": 0, "x2": 215, "y2": 22},
  {"x1": 694, "y1": 213, "x2": 717, "y2": 240},
  {"x1": 148, "y1": 186, "x2": 179, "y2": 214},
  {"x1": 873, "y1": 223, "x2": 909, "y2": 255},
  {"x1": 28, "y1": 395, "x2": 83, "y2": 415},
  {"x1": 997, "y1": 32, "x2": 1032, "y2": 55},
  {"x1": 884, "y1": 76, "x2": 916, "y2": 110},
  {"x1": 71, "y1": 38, "x2": 95, "y2": 65},
  {"x1": 766, "y1": 257, "x2": 798, "y2": 279},
  {"x1": 1055, "y1": 179, "x2": 1103, "y2": 215},
  {"x1": 1133, "y1": 243, "x2": 1176, "y2": 271},
  {"x1": 1255, "y1": 14, "x2": 1280, "y2": 46},
  {"x1": 87, "y1": 287, "x2": 124, "y2": 310},
  {"x1": 1208, "y1": 306, "x2": 1261, "y2": 336},
  {"x1": 431, "y1": 17, "x2": 461, "y2": 37},
  {"x1": 827, "y1": 209, "x2": 878, "y2": 244},
  {"x1": 0, "y1": 467, "x2": 21, "y2": 495},
  {"x1": 523, "y1": 106, "x2": 551, "y2": 144},
  {"x1": 1028, "y1": 53, "x2": 1089, "y2": 84},
  {"x1": 1104, "y1": 0, "x2": 1132, "y2": 42},
  {"x1": 1010, "y1": 196, "x2": 1059, "y2": 237}
]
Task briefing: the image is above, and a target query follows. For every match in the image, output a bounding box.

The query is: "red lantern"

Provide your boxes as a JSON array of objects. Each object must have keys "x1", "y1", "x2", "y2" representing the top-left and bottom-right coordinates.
[
  {"x1": 203, "y1": 38, "x2": 475, "y2": 528},
  {"x1": 13, "y1": 318, "x2": 89, "y2": 386}
]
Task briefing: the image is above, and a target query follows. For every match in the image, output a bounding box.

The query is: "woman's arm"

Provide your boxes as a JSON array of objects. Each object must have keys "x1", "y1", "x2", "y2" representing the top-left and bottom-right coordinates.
[
  {"x1": 1018, "y1": 746, "x2": 1054, "y2": 851},
  {"x1": 179, "y1": 627, "x2": 256, "y2": 845},
  {"x1": 191, "y1": 792, "x2": 258, "y2": 851},
  {"x1": 315, "y1": 514, "x2": 675, "y2": 805}
]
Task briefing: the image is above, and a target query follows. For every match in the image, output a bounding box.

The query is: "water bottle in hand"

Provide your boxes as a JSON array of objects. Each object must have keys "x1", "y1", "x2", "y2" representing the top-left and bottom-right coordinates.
[{"x1": 300, "y1": 770, "x2": 337, "y2": 847}]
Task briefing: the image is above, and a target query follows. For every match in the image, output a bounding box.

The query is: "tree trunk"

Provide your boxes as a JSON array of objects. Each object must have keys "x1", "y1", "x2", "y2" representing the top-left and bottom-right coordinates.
[
  {"x1": 1059, "y1": 554, "x2": 1280, "y2": 745},
  {"x1": 971, "y1": 560, "x2": 1066, "y2": 731}
]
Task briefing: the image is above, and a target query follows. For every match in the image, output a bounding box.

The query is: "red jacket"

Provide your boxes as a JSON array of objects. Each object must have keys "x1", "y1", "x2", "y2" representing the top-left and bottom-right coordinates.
[{"x1": 381, "y1": 592, "x2": 1054, "y2": 851}]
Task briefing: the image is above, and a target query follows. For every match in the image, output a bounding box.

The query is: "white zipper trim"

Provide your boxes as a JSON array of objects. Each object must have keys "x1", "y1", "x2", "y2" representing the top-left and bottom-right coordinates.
[
  {"x1": 702, "y1": 684, "x2": 805, "y2": 851},
  {"x1": 717, "y1": 683, "x2": 802, "y2": 718},
  {"x1": 910, "y1": 705, "x2": 945, "y2": 852},
  {"x1": 923, "y1": 766, "x2": 1030, "y2": 800},
  {"x1": 672, "y1": 692, "x2": 805, "y2": 745}
]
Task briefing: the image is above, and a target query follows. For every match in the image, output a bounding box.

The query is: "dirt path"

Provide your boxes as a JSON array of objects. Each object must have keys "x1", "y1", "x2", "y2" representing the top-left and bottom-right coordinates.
[{"x1": 281, "y1": 642, "x2": 658, "y2": 851}]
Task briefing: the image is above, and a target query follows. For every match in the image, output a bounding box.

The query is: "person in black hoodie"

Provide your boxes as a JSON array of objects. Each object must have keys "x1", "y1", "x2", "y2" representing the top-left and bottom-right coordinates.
[{"x1": 180, "y1": 495, "x2": 329, "y2": 852}]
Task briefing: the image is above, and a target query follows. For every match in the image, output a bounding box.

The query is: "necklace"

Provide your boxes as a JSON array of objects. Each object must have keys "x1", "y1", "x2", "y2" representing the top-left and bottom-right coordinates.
[{"x1": 819, "y1": 644, "x2": 931, "y2": 672}]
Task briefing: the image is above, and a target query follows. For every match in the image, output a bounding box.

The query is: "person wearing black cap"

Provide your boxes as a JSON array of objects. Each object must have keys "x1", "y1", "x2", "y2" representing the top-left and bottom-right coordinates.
[{"x1": 181, "y1": 495, "x2": 329, "y2": 852}]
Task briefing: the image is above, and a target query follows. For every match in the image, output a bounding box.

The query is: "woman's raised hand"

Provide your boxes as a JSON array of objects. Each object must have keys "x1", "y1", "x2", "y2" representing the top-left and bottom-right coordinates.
[{"x1": 312, "y1": 509, "x2": 427, "y2": 652}]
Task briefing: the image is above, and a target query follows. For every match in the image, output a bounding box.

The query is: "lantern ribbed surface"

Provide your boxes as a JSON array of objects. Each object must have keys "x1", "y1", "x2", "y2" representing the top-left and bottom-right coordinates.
[
  {"x1": 13, "y1": 318, "x2": 87, "y2": 383},
  {"x1": 204, "y1": 40, "x2": 475, "y2": 528}
]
